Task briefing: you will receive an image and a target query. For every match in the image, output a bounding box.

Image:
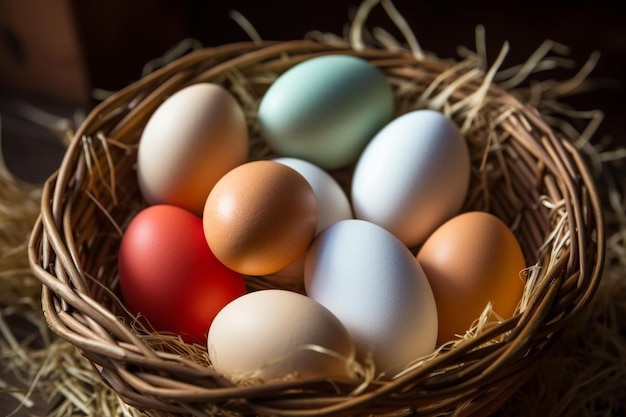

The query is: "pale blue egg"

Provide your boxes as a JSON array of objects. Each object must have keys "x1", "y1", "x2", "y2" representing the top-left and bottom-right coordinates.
[{"x1": 258, "y1": 55, "x2": 394, "y2": 170}]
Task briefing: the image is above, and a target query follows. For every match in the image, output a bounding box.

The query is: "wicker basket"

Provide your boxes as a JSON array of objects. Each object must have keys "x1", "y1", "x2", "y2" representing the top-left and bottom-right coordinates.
[{"x1": 28, "y1": 39, "x2": 605, "y2": 416}]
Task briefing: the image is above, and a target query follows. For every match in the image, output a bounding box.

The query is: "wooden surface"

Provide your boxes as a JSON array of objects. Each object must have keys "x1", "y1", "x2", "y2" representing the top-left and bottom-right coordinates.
[{"x1": 0, "y1": 0, "x2": 90, "y2": 103}]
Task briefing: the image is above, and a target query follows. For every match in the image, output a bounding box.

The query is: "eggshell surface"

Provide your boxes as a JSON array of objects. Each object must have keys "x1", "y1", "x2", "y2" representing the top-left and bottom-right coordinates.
[
  {"x1": 304, "y1": 219, "x2": 438, "y2": 375},
  {"x1": 203, "y1": 160, "x2": 318, "y2": 276},
  {"x1": 273, "y1": 157, "x2": 352, "y2": 233},
  {"x1": 271, "y1": 157, "x2": 353, "y2": 280},
  {"x1": 207, "y1": 289, "x2": 355, "y2": 383},
  {"x1": 417, "y1": 211, "x2": 527, "y2": 345},
  {"x1": 117, "y1": 205, "x2": 247, "y2": 344},
  {"x1": 351, "y1": 110, "x2": 470, "y2": 247},
  {"x1": 137, "y1": 83, "x2": 248, "y2": 215},
  {"x1": 258, "y1": 55, "x2": 394, "y2": 170}
]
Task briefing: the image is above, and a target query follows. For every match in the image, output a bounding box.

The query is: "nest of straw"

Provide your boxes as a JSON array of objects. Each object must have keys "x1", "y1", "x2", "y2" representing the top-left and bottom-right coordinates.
[{"x1": 1, "y1": 3, "x2": 618, "y2": 416}]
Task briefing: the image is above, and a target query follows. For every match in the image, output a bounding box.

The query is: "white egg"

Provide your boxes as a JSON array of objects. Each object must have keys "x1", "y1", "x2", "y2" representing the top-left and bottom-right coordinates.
[
  {"x1": 271, "y1": 157, "x2": 353, "y2": 280},
  {"x1": 351, "y1": 109, "x2": 470, "y2": 247},
  {"x1": 304, "y1": 219, "x2": 438, "y2": 376},
  {"x1": 273, "y1": 157, "x2": 352, "y2": 233}
]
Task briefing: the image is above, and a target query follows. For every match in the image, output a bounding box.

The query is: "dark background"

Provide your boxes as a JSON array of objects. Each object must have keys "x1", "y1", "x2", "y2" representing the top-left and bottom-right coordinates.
[{"x1": 1, "y1": 0, "x2": 624, "y2": 184}]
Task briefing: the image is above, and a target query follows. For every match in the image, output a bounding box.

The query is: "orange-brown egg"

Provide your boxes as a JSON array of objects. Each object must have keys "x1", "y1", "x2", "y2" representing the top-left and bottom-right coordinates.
[
  {"x1": 203, "y1": 160, "x2": 318, "y2": 276},
  {"x1": 416, "y1": 211, "x2": 527, "y2": 345}
]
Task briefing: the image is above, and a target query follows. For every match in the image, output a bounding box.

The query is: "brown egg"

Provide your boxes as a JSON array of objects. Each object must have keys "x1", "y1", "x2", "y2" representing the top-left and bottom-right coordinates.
[
  {"x1": 203, "y1": 160, "x2": 318, "y2": 276},
  {"x1": 416, "y1": 211, "x2": 527, "y2": 345}
]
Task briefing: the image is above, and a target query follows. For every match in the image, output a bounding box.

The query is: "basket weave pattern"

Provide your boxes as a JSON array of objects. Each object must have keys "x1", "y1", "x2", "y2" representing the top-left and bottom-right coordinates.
[{"x1": 28, "y1": 40, "x2": 605, "y2": 416}]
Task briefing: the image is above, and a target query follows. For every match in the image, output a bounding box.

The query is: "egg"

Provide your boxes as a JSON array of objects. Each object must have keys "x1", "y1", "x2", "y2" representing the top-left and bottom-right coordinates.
[
  {"x1": 416, "y1": 211, "x2": 527, "y2": 345},
  {"x1": 207, "y1": 289, "x2": 356, "y2": 383},
  {"x1": 271, "y1": 157, "x2": 353, "y2": 280},
  {"x1": 351, "y1": 109, "x2": 470, "y2": 247},
  {"x1": 273, "y1": 157, "x2": 352, "y2": 233},
  {"x1": 203, "y1": 160, "x2": 318, "y2": 276},
  {"x1": 258, "y1": 54, "x2": 394, "y2": 170},
  {"x1": 304, "y1": 219, "x2": 438, "y2": 375},
  {"x1": 137, "y1": 83, "x2": 248, "y2": 215},
  {"x1": 117, "y1": 205, "x2": 247, "y2": 344}
]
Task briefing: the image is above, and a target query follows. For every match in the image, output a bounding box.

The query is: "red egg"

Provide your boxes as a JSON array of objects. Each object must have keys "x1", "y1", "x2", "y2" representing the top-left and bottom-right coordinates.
[{"x1": 118, "y1": 205, "x2": 247, "y2": 343}]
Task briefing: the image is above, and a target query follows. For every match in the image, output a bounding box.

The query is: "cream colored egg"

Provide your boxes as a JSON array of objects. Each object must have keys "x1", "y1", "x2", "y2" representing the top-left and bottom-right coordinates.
[
  {"x1": 207, "y1": 289, "x2": 356, "y2": 383},
  {"x1": 137, "y1": 83, "x2": 248, "y2": 215}
]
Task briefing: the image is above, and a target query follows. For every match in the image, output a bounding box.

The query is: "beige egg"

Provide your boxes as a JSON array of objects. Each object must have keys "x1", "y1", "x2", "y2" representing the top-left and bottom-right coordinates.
[
  {"x1": 137, "y1": 83, "x2": 248, "y2": 215},
  {"x1": 417, "y1": 211, "x2": 527, "y2": 345},
  {"x1": 207, "y1": 289, "x2": 356, "y2": 383}
]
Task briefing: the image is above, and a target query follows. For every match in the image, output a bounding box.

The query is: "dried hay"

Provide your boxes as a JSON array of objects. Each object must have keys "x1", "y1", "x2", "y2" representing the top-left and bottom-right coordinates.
[{"x1": 1, "y1": 1, "x2": 625, "y2": 415}]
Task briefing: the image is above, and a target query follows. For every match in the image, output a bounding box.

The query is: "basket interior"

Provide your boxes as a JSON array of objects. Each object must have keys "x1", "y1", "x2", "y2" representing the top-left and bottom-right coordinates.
[{"x1": 30, "y1": 40, "x2": 604, "y2": 416}]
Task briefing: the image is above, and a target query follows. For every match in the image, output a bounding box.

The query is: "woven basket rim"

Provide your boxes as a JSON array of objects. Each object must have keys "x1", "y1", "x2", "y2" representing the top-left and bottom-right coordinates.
[{"x1": 28, "y1": 39, "x2": 605, "y2": 417}]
